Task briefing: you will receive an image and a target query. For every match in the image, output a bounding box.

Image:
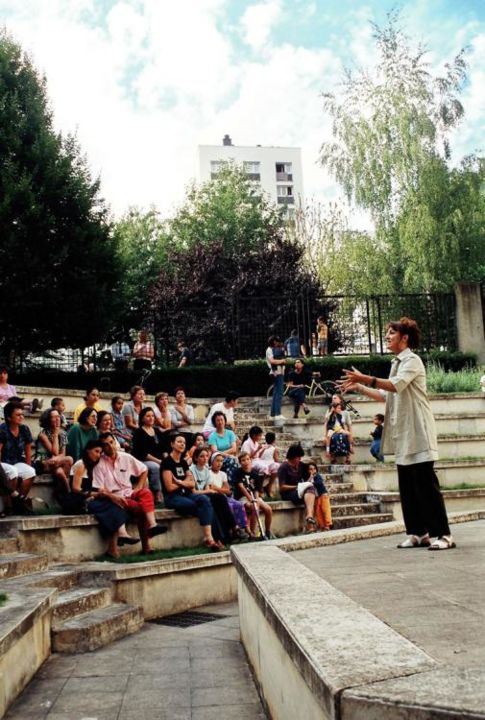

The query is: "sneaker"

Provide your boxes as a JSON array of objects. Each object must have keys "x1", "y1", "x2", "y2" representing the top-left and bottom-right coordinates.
[
  {"x1": 148, "y1": 524, "x2": 169, "y2": 538},
  {"x1": 264, "y1": 531, "x2": 276, "y2": 540},
  {"x1": 274, "y1": 414, "x2": 286, "y2": 420}
]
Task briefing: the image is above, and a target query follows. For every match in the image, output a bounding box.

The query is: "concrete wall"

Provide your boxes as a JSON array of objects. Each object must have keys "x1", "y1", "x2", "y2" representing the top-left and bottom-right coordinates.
[{"x1": 455, "y1": 282, "x2": 485, "y2": 363}]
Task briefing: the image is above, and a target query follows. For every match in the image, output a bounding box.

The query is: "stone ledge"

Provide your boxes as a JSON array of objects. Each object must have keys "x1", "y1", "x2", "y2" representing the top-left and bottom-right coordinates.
[
  {"x1": 232, "y1": 543, "x2": 437, "y2": 720},
  {"x1": 342, "y1": 667, "x2": 485, "y2": 719},
  {"x1": 0, "y1": 586, "x2": 55, "y2": 658}
]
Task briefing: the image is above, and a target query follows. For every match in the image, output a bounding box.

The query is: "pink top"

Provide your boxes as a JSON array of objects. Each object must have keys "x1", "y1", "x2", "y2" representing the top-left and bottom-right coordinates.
[
  {"x1": 241, "y1": 437, "x2": 262, "y2": 458},
  {"x1": 133, "y1": 341, "x2": 154, "y2": 360},
  {"x1": 92, "y1": 452, "x2": 147, "y2": 497},
  {"x1": 0, "y1": 384, "x2": 17, "y2": 403}
]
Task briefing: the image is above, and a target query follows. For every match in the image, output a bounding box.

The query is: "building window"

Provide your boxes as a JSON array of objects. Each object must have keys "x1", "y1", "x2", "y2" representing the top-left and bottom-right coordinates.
[
  {"x1": 275, "y1": 162, "x2": 293, "y2": 181},
  {"x1": 277, "y1": 185, "x2": 295, "y2": 204},
  {"x1": 210, "y1": 161, "x2": 223, "y2": 178}
]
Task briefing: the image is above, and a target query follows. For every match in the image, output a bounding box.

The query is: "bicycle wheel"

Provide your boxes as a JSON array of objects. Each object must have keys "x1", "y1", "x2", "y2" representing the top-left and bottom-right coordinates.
[
  {"x1": 312, "y1": 380, "x2": 337, "y2": 401},
  {"x1": 266, "y1": 384, "x2": 273, "y2": 398}
]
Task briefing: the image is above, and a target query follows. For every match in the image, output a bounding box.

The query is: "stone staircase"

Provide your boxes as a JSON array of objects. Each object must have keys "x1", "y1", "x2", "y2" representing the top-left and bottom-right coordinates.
[
  {"x1": 235, "y1": 404, "x2": 394, "y2": 530},
  {"x1": 0, "y1": 534, "x2": 144, "y2": 653}
]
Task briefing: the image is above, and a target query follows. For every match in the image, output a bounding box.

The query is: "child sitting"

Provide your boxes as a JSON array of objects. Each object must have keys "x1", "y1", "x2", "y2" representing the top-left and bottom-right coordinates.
[
  {"x1": 110, "y1": 396, "x2": 132, "y2": 450},
  {"x1": 370, "y1": 414, "x2": 384, "y2": 462},
  {"x1": 240, "y1": 426, "x2": 279, "y2": 498},
  {"x1": 233, "y1": 453, "x2": 274, "y2": 539},
  {"x1": 324, "y1": 400, "x2": 352, "y2": 463},
  {"x1": 306, "y1": 461, "x2": 332, "y2": 530},
  {"x1": 209, "y1": 452, "x2": 250, "y2": 540}
]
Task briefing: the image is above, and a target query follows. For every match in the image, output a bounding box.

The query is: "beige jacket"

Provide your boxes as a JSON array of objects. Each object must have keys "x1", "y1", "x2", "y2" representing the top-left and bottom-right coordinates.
[{"x1": 381, "y1": 348, "x2": 438, "y2": 466}]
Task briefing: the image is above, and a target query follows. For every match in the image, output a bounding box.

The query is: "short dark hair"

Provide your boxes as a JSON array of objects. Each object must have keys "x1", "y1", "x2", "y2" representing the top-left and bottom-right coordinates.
[
  {"x1": 249, "y1": 425, "x2": 263, "y2": 439},
  {"x1": 78, "y1": 407, "x2": 97, "y2": 425},
  {"x1": 96, "y1": 410, "x2": 111, "y2": 429},
  {"x1": 286, "y1": 444, "x2": 305, "y2": 460},
  {"x1": 111, "y1": 395, "x2": 124, "y2": 408},
  {"x1": 386, "y1": 317, "x2": 421, "y2": 349},
  {"x1": 265, "y1": 431, "x2": 276, "y2": 444},
  {"x1": 192, "y1": 446, "x2": 209, "y2": 463},
  {"x1": 139, "y1": 406, "x2": 155, "y2": 426},
  {"x1": 84, "y1": 386, "x2": 99, "y2": 400},
  {"x1": 225, "y1": 391, "x2": 239, "y2": 402},
  {"x1": 3, "y1": 401, "x2": 23, "y2": 422},
  {"x1": 0, "y1": 365, "x2": 9, "y2": 373},
  {"x1": 129, "y1": 385, "x2": 143, "y2": 399},
  {"x1": 99, "y1": 431, "x2": 115, "y2": 442},
  {"x1": 174, "y1": 386, "x2": 185, "y2": 394},
  {"x1": 39, "y1": 408, "x2": 59, "y2": 430},
  {"x1": 212, "y1": 410, "x2": 227, "y2": 427},
  {"x1": 51, "y1": 397, "x2": 64, "y2": 408},
  {"x1": 375, "y1": 414, "x2": 385, "y2": 423}
]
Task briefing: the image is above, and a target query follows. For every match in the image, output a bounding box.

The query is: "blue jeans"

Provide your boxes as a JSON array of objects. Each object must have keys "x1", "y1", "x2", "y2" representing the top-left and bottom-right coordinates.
[
  {"x1": 288, "y1": 387, "x2": 305, "y2": 412},
  {"x1": 144, "y1": 461, "x2": 162, "y2": 493},
  {"x1": 164, "y1": 493, "x2": 213, "y2": 526},
  {"x1": 370, "y1": 440, "x2": 384, "y2": 462},
  {"x1": 271, "y1": 374, "x2": 284, "y2": 417}
]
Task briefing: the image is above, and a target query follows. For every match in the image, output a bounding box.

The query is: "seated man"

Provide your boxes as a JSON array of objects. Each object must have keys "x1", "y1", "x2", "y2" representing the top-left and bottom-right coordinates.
[
  {"x1": 278, "y1": 444, "x2": 317, "y2": 533},
  {"x1": 232, "y1": 453, "x2": 273, "y2": 540},
  {"x1": 92, "y1": 432, "x2": 168, "y2": 553}
]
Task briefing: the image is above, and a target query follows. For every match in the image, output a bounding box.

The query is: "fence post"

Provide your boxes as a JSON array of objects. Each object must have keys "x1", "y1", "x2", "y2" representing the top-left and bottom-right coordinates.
[
  {"x1": 376, "y1": 297, "x2": 384, "y2": 354},
  {"x1": 454, "y1": 282, "x2": 485, "y2": 363}
]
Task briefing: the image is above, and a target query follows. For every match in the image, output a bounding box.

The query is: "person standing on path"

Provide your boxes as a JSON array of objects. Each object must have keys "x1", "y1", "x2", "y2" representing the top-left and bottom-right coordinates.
[
  {"x1": 339, "y1": 316, "x2": 455, "y2": 551},
  {"x1": 266, "y1": 336, "x2": 286, "y2": 421}
]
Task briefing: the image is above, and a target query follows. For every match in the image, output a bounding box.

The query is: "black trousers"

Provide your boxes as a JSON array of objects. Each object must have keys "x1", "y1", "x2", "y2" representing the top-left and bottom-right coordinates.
[{"x1": 397, "y1": 461, "x2": 450, "y2": 537}]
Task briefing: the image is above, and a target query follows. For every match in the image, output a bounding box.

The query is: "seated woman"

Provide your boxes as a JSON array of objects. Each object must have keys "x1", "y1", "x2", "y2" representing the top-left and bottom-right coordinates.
[
  {"x1": 73, "y1": 387, "x2": 103, "y2": 423},
  {"x1": 153, "y1": 392, "x2": 173, "y2": 433},
  {"x1": 304, "y1": 461, "x2": 332, "y2": 531},
  {"x1": 0, "y1": 401, "x2": 36, "y2": 515},
  {"x1": 122, "y1": 385, "x2": 146, "y2": 438},
  {"x1": 240, "y1": 425, "x2": 279, "y2": 498},
  {"x1": 170, "y1": 387, "x2": 194, "y2": 446},
  {"x1": 287, "y1": 358, "x2": 311, "y2": 417},
  {"x1": 0, "y1": 366, "x2": 42, "y2": 415},
  {"x1": 66, "y1": 407, "x2": 98, "y2": 462},
  {"x1": 132, "y1": 407, "x2": 164, "y2": 503},
  {"x1": 208, "y1": 411, "x2": 239, "y2": 485},
  {"x1": 34, "y1": 408, "x2": 73, "y2": 499},
  {"x1": 96, "y1": 410, "x2": 116, "y2": 436},
  {"x1": 324, "y1": 397, "x2": 353, "y2": 464},
  {"x1": 61, "y1": 440, "x2": 139, "y2": 558},
  {"x1": 161, "y1": 434, "x2": 220, "y2": 551},
  {"x1": 209, "y1": 452, "x2": 250, "y2": 539},
  {"x1": 190, "y1": 446, "x2": 241, "y2": 545},
  {"x1": 278, "y1": 444, "x2": 317, "y2": 533}
]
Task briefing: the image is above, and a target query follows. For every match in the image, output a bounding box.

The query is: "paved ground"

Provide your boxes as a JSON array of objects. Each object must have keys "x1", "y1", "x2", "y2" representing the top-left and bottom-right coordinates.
[
  {"x1": 296, "y1": 519, "x2": 485, "y2": 668},
  {"x1": 5, "y1": 601, "x2": 267, "y2": 720}
]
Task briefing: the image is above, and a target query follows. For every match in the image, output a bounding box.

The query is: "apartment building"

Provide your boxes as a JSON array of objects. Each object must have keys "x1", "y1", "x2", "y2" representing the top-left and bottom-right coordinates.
[{"x1": 198, "y1": 135, "x2": 303, "y2": 214}]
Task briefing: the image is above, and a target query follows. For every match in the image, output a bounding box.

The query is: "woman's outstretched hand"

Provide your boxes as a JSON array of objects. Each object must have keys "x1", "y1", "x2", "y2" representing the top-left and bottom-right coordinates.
[{"x1": 337, "y1": 366, "x2": 366, "y2": 394}]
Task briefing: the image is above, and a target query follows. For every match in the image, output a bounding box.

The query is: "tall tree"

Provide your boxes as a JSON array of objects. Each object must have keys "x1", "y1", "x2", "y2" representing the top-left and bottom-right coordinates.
[
  {"x1": 0, "y1": 30, "x2": 120, "y2": 359},
  {"x1": 319, "y1": 12, "x2": 484, "y2": 292}
]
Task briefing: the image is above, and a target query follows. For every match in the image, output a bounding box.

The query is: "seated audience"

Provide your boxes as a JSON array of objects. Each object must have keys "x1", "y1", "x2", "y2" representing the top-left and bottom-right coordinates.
[
  {"x1": 202, "y1": 392, "x2": 239, "y2": 438},
  {"x1": 260, "y1": 431, "x2": 280, "y2": 464},
  {"x1": 132, "y1": 407, "x2": 165, "y2": 503},
  {"x1": 233, "y1": 453, "x2": 273, "y2": 539},
  {"x1": 209, "y1": 452, "x2": 250, "y2": 539},
  {"x1": 305, "y1": 461, "x2": 332, "y2": 530},
  {"x1": 61, "y1": 439, "x2": 139, "y2": 557},
  {"x1": 185, "y1": 433, "x2": 205, "y2": 464},
  {"x1": 0, "y1": 366, "x2": 42, "y2": 414},
  {"x1": 67, "y1": 407, "x2": 98, "y2": 462},
  {"x1": 110, "y1": 396, "x2": 131, "y2": 449},
  {"x1": 51, "y1": 397, "x2": 68, "y2": 429},
  {"x1": 240, "y1": 425, "x2": 279, "y2": 498},
  {"x1": 153, "y1": 391, "x2": 173, "y2": 435},
  {"x1": 93, "y1": 432, "x2": 168, "y2": 553},
  {"x1": 35, "y1": 408, "x2": 73, "y2": 497},
  {"x1": 170, "y1": 387, "x2": 194, "y2": 434},
  {"x1": 190, "y1": 446, "x2": 240, "y2": 544},
  {"x1": 278, "y1": 444, "x2": 317, "y2": 533},
  {"x1": 161, "y1": 434, "x2": 220, "y2": 551},
  {"x1": 208, "y1": 411, "x2": 239, "y2": 485},
  {"x1": 96, "y1": 410, "x2": 116, "y2": 436},
  {"x1": 0, "y1": 400, "x2": 36, "y2": 514},
  {"x1": 123, "y1": 385, "x2": 146, "y2": 437},
  {"x1": 73, "y1": 387, "x2": 103, "y2": 423}
]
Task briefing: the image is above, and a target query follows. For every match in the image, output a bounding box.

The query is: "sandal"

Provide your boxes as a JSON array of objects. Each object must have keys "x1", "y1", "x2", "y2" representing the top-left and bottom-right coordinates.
[
  {"x1": 203, "y1": 539, "x2": 222, "y2": 552},
  {"x1": 397, "y1": 535, "x2": 431, "y2": 549},
  {"x1": 428, "y1": 536, "x2": 456, "y2": 551},
  {"x1": 305, "y1": 517, "x2": 317, "y2": 533}
]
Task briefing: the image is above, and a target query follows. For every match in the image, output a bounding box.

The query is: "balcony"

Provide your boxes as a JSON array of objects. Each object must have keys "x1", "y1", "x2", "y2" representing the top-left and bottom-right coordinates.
[
  {"x1": 245, "y1": 173, "x2": 261, "y2": 181},
  {"x1": 277, "y1": 196, "x2": 295, "y2": 204},
  {"x1": 276, "y1": 172, "x2": 293, "y2": 182}
]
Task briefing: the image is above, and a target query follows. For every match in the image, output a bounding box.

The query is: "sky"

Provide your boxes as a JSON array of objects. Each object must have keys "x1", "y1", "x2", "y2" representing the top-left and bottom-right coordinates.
[{"x1": 1, "y1": 0, "x2": 484, "y2": 221}]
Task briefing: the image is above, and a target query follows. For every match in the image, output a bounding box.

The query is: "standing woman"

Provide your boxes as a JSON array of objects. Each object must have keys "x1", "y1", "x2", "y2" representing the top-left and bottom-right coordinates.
[
  {"x1": 67, "y1": 408, "x2": 98, "y2": 462},
  {"x1": 340, "y1": 317, "x2": 454, "y2": 550},
  {"x1": 132, "y1": 407, "x2": 164, "y2": 503},
  {"x1": 35, "y1": 409, "x2": 73, "y2": 497},
  {"x1": 132, "y1": 330, "x2": 154, "y2": 371}
]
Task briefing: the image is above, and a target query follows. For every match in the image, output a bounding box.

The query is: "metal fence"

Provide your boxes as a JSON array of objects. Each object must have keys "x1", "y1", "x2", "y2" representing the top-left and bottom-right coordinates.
[{"x1": 8, "y1": 291, "x2": 458, "y2": 371}]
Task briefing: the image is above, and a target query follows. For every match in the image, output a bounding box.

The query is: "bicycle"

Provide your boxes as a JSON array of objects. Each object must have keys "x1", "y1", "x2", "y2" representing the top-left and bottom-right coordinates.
[{"x1": 266, "y1": 373, "x2": 360, "y2": 418}]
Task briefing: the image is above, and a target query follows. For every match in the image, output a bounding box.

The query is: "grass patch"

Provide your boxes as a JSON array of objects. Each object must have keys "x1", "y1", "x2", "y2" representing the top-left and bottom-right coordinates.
[
  {"x1": 96, "y1": 545, "x2": 226, "y2": 563},
  {"x1": 426, "y1": 363, "x2": 483, "y2": 394},
  {"x1": 0, "y1": 593, "x2": 7, "y2": 607},
  {"x1": 443, "y1": 482, "x2": 485, "y2": 491}
]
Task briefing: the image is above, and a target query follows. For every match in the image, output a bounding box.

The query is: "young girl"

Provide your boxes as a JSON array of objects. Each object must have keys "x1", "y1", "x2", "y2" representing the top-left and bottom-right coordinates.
[
  {"x1": 306, "y1": 461, "x2": 332, "y2": 530},
  {"x1": 260, "y1": 431, "x2": 280, "y2": 464},
  {"x1": 110, "y1": 396, "x2": 132, "y2": 449},
  {"x1": 209, "y1": 452, "x2": 250, "y2": 539},
  {"x1": 190, "y1": 447, "x2": 237, "y2": 546},
  {"x1": 241, "y1": 425, "x2": 279, "y2": 498},
  {"x1": 324, "y1": 400, "x2": 353, "y2": 464}
]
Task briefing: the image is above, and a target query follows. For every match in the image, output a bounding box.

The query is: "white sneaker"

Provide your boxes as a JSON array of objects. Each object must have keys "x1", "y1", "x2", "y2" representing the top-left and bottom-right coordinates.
[{"x1": 275, "y1": 414, "x2": 287, "y2": 420}]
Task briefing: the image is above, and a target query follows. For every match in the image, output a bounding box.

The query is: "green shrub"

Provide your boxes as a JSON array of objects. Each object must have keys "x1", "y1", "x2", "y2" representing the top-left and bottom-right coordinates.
[
  {"x1": 426, "y1": 362, "x2": 482, "y2": 394},
  {"x1": 11, "y1": 351, "x2": 477, "y2": 397}
]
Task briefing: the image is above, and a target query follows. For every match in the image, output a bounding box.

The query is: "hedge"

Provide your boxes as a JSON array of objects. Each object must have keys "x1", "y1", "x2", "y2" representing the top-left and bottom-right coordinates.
[{"x1": 11, "y1": 351, "x2": 477, "y2": 398}]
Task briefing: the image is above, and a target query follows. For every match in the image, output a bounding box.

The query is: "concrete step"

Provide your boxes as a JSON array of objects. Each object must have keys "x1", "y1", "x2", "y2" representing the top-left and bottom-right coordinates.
[
  {"x1": 32, "y1": 567, "x2": 83, "y2": 591},
  {"x1": 327, "y1": 482, "x2": 355, "y2": 494},
  {"x1": 332, "y1": 513, "x2": 394, "y2": 529},
  {"x1": 0, "y1": 552, "x2": 48, "y2": 580},
  {"x1": 326, "y1": 491, "x2": 369, "y2": 503},
  {"x1": 52, "y1": 587, "x2": 112, "y2": 623},
  {"x1": 52, "y1": 602, "x2": 144, "y2": 653},
  {"x1": 330, "y1": 502, "x2": 381, "y2": 517},
  {"x1": 0, "y1": 535, "x2": 19, "y2": 554}
]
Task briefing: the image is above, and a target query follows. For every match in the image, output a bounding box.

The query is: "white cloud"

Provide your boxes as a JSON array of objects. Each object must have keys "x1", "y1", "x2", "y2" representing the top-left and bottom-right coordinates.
[
  {"x1": 240, "y1": 0, "x2": 283, "y2": 52},
  {"x1": 0, "y1": 0, "x2": 483, "y2": 226}
]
